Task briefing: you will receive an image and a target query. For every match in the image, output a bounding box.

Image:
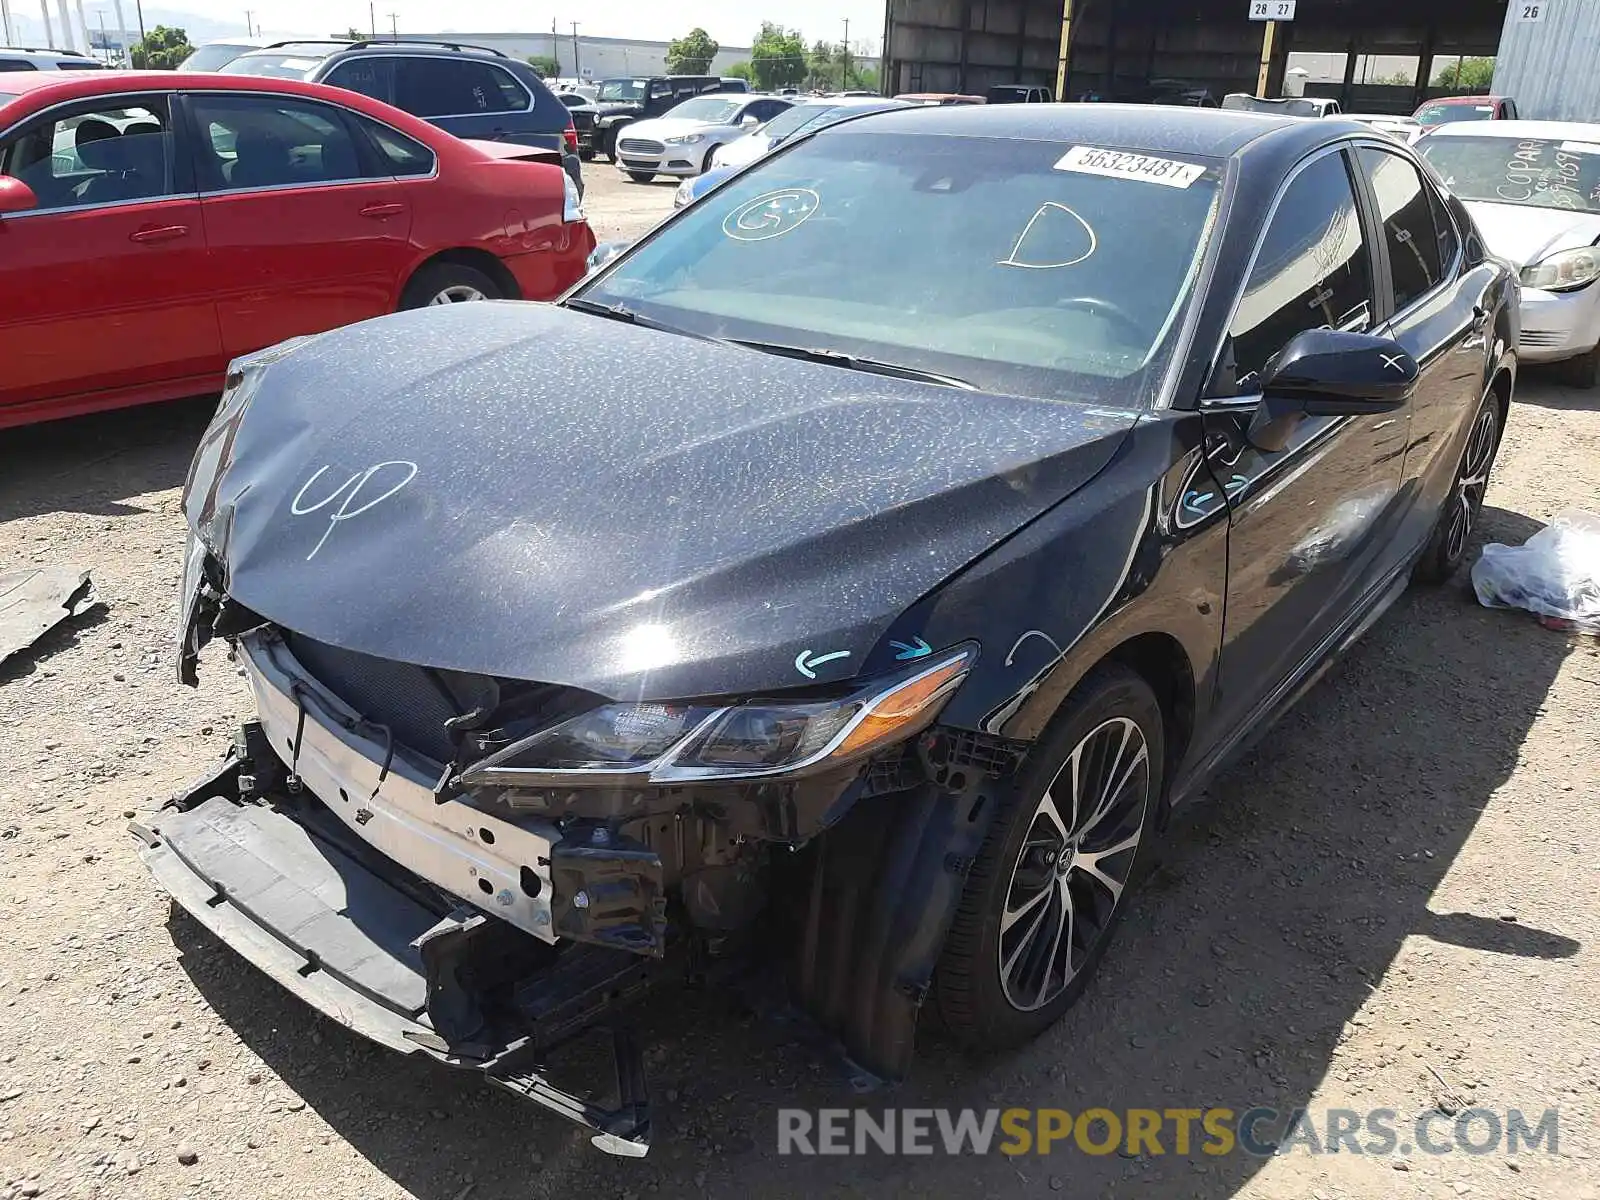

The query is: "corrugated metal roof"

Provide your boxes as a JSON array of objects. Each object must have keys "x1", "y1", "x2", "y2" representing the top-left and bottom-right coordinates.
[{"x1": 1493, "y1": 1, "x2": 1600, "y2": 122}]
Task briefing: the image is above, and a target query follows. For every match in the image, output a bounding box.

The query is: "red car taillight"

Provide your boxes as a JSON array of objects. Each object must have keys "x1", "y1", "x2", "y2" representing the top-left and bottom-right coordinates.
[{"x1": 563, "y1": 120, "x2": 578, "y2": 153}]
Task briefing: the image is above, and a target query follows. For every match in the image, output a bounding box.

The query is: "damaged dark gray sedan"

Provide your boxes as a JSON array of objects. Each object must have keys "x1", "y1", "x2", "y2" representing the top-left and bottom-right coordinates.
[{"x1": 139, "y1": 104, "x2": 1517, "y2": 1155}]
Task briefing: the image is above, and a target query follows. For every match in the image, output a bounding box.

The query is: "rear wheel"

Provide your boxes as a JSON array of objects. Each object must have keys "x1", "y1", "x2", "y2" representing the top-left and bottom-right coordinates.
[
  {"x1": 1414, "y1": 388, "x2": 1503, "y2": 583},
  {"x1": 626, "y1": 171, "x2": 655, "y2": 184},
  {"x1": 935, "y1": 665, "x2": 1163, "y2": 1048},
  {"x1": 1560, "y1": 344, "x2": 1599, "y2": 389},
  {"x1": 399, "y1": 262, "x2": 504, "y2": 311}
]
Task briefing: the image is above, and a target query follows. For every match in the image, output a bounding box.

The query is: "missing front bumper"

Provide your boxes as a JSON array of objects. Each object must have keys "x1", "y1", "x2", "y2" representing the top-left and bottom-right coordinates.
[{"x1": 130, "y1": 757, "x2": 658, "y2": 1155}]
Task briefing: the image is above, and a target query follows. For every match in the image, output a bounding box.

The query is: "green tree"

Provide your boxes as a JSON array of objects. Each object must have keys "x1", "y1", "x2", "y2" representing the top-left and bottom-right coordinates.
[
  {"x1": 1373, "y1": 70, "x2": 1414, "y2": 86},
  {"x1": 526, "y1": 54, "x2": 561, "y2": 78},
  {"x1": 750, "y1": 22, "x2": 808, "y2": 90},
  {"x1": 1432, "y1": 56, "x2": 1495, "y2": 90},
  {"x1": 724, "y1": 60, "x2": 754, "y2": 82},
  {"x1": 666, "y1": 27, "x2": 719, "y2": 74},
  {"x1": 128, "y1": 25, "x2": 194, "y2": 69},
  {"x1": 332, "y1": 26, "x2": 363, "y2": 40}
]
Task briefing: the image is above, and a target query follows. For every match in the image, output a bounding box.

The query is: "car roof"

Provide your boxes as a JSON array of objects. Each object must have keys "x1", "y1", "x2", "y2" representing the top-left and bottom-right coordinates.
[
  {"x1": 847, "y1": 102, "x2": 1328, "y2": 159},
  {"x1": 1422, "y1": 95, "x2": 1505, "y2": 106},
  {"x1": 1423, "y1": 118, "x2": 1600, "y2": 140}
]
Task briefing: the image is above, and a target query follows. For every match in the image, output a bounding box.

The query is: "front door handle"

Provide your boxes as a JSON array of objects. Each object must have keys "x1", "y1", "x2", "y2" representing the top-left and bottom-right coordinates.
[
  {"x1": 129, "y1": 224, "x2": 188, "y2": 244},
  {"x1": 359, "y1": 202, "x2": 405, "y2": 220}
]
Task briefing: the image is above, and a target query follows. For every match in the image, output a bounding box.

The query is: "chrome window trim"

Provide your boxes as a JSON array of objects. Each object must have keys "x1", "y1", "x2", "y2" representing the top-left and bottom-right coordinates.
[
  {"x1": 0, "y1": 89, "x2": 176, "y2": 145},
  {"x1": 0, "y1": 190, "x2": 202, "y2": 220},
  {"x1": 1352, "y1": 137, "x2": 1465, "y2": 327},
  {"x1": 184, "y1": 88, "x2": 442, "y2": 190},
  {"x1": 323, "y1": 53, "x2": 536, "y2": 118}
]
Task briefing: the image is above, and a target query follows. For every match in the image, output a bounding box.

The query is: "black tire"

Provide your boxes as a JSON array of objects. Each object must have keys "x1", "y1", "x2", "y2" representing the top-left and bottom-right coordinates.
[
  {"x1": 600, "y1": 130, "x2": 618, "y2": 161},
  {"x1": 1560, "y1": 344, "x2": 1599, "y2": 389},
  {"x1": 701, "y1": 147, "x2": 718, "y2": 175},
  {"x1": 579, "y1": 148, "x2": 595, "y2": 163},
  {"x1": 1413, "y1": 387, "x2": 1503, "y2": 583},
  {"x1": 626, "y1": 171, "x2": 655, "y2": 184},
  {"x1": 398, "y1": 262, "x2": 504, "y2": 311},
  {"x1": 934, "y1": 664, "x2": 1164, "y2": 1049}
]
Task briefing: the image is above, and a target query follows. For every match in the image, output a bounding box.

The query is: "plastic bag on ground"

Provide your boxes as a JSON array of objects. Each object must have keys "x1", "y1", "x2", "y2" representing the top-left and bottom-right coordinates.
[{"x1": 1471, "y1": 510, "x2": 1600, "y2": 633}]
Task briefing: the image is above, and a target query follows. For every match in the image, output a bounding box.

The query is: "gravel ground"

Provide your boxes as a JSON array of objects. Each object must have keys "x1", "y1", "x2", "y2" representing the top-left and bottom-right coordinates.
[{"x1": 2, "y1": 170, "x2": 1599, "y2": 1200}]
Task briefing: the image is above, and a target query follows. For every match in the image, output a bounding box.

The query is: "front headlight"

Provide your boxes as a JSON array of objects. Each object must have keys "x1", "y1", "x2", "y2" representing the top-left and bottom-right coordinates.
[
  {"x1": 664, "y1": 132, "x2": 706, "y2": 145},
  {"x1": 1520, "y1": 246, "x2": 1600, "y2": 292},
  {"x1": 562, "y1": 170, "x2": 584, "y2": 223},
  {"x1": 673, "y1": 180, "x2": 694, "y2": 208},
  {"x1": 458, "y1": 647, "x2": 973, "y2": 787}
]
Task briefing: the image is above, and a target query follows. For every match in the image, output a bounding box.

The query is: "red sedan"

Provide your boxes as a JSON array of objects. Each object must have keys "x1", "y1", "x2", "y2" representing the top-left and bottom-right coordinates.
[{"x1": 0, "y1": 72, "x2": 595, "y2": 430}]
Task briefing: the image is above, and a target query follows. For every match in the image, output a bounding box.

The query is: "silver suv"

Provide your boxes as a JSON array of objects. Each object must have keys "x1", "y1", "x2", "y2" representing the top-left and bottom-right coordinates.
[{"x1": 0, "y1": 46, "x2": 106, "y2": 71}]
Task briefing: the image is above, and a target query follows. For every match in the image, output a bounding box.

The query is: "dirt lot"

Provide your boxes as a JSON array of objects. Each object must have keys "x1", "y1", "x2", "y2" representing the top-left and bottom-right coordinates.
[{"x1": 2, "y1": 168, "x2": 1599, "y2": 1200}]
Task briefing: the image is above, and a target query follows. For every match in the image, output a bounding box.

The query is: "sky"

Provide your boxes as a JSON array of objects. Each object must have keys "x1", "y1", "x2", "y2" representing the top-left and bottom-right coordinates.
[{"x1": 3, "y1": 0, "x2": 886, "y2": 52}]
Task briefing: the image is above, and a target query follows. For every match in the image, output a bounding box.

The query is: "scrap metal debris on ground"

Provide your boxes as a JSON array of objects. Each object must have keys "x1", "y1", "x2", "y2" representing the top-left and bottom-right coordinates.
[{"x1": 0, "y1": 566, "x2": 96, "y2": 668}]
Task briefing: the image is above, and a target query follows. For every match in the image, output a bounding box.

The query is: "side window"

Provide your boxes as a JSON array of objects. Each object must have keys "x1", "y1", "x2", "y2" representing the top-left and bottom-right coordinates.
[
  {"x1": 353, "y1": 115, "x2": 435, "y2": 177},
  {"x1": 749, "y1": 100, "x2": 786, "y2": 122},
  {"x1": 323, "y1": 58, "x2": 395, "y2": 105},
  {"x1": 0, "y1": 59, "x2": 39, "y2": 71},
  {"x1": 394, "y1": 59, "x2": 526, "y2": 117},
  {"x1": 189, "y1": 95, "x2": 366, "y2": 192},
  {"x1": 1426, "y1": 181, "x2": 1460, "y2": 272},
  {"x1": 1227, "y1": 151, "x2": 1374, "y2": 390},
  {"x1": 649, "y1": 80, "x2": 673, "y2": 101},
  {"x1": 1358, "y1": 147, "x2": 1445, "y2": 311},
  {"x1": 0, "y1": 97, "x2": 174, "y2": 211}
]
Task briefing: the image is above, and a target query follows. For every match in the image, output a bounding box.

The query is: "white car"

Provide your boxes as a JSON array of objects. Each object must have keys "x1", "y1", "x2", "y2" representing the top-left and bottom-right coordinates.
[
  {"x1": 613, "y1": 93, "x2": 792, "y2": 181},
  {"x1": 712, "y1": 95, "x2": 908, "y2": 171},
  {"x1": 1346, "y1": 113, "x2": 1423, "y2": 145},
  {"x1": 0, "y1": 46, "x2": 105, "y2": 70},
  {"x1": 1419, "y1": 121, "x2": 1600, "y2": 386}
]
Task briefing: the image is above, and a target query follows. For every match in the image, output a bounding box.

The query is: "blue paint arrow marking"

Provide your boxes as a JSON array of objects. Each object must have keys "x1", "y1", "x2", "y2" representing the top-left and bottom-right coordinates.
[
  {"x1": 890, "y1": 637, "x2": 932, "y2": 661},
  {"x1": 1182, "y1": 489, "x2": 1216, "y2": 514},
  {"x1": 795, "y1": 649, "x2": 852, "y2": 679}
]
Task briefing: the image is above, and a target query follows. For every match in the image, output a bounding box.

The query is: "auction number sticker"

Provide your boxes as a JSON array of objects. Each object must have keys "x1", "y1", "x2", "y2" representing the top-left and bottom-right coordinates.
[{"x1": 1053, "y1": 145, "x2": 1206, "y2": 188}]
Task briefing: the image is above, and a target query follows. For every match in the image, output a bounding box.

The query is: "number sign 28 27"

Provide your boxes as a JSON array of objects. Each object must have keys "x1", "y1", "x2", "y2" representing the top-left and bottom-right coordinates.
[{"x1": 1248, "y1": 0, "x2": 1297, "y2": 19}]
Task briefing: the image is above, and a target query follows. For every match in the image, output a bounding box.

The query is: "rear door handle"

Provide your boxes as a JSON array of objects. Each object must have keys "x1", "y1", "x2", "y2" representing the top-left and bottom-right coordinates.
[
  {"x1": 359, "y1": 202, "x2": 405, "y2": 220},
  {"x1": 128, "y1": 224, "x2": 188, "y2": 244}
]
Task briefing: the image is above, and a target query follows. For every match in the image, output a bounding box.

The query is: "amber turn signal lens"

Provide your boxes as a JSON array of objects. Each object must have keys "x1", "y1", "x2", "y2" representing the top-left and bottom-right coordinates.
[{"x1": 829, "y1": 653, "x2": 971, "y2": 760}]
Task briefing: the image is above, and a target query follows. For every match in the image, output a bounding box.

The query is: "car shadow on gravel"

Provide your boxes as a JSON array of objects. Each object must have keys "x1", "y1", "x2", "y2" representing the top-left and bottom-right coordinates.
[
  {"x1": 0, "y1": 397, "x2": 214, "y2": 524},
  {"x1": 1514, "y1": 368, "x2": 1600, "y2": 410},
  {"x1": 167, "y1": 503, "x2": 1579, "y2": 1200}
]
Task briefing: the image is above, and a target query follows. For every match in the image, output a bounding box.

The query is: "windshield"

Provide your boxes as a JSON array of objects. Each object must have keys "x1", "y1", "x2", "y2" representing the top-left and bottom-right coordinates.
[
  {"x1": 1220, "y1": 94, "x2": 1325, "y2": 118},
  {"x1": 597, "y1": 79, "x2": 646, "y2": 102},
  {"x1": 1420, "y1": 135, "x2": 1600, "y2": 211},
  {"x1": 663, "y1": 96, "x2": 743, "y2": 124},
  {"x1": 757, "y1": 103, "x2": 838, "y2": 142},
  {"x1": 1414, "y1": 101, "x2": 1495, "y2": 126},
  {"x1": 576, "y1": 131, "x2": 1222, "y2": 406},
  {"x1": 179, "y1": 43, "x2": 255, "y2": 71},
  {"x1": 218, "y1": 49, "x2": 328, "y2": 79}
]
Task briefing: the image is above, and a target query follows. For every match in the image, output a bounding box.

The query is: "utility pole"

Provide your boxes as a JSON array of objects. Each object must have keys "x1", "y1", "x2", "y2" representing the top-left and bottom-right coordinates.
[
  {"x1": 570, "y1": 20, "x2": 579, "y2": 79},
  {"x1": 133, "y1": 0, "x2": 143, "y2": 45},
  {"x1": 369, "y1": 0, "x2": 375, "y2": 36},
  {"x1": 387, "y1": 10, "x2": 397, "y2": 39},
  {"x1": 243, "y1": 8, "x2": 251, "y2": 36},
  {"x1": 841, "y1": 17, "x2": 850, "y2": 89},
  {"x1": 1, "y1": 0, "x2": 13, "y2": 47}
]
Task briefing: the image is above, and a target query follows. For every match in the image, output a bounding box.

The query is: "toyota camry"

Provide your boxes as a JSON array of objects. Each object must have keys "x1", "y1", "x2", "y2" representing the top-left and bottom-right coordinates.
[{"x1": 140, "y1": 104, "x2": 1516, "y2": 1155}]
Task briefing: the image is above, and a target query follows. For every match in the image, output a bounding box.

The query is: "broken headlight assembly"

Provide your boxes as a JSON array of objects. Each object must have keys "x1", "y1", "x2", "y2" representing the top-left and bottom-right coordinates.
[{"x1": 457, "y1": 647, "x2": 974, "y2": 788}]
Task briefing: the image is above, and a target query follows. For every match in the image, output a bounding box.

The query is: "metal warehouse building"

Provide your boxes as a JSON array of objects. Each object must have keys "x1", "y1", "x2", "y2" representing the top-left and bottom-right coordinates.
[
  {"x1": 880, "y1": 0, "x2": 1512, "y2": 110},
  {"x1": 1492, "y1": 0, "x2": 1600, "y2": 121}
]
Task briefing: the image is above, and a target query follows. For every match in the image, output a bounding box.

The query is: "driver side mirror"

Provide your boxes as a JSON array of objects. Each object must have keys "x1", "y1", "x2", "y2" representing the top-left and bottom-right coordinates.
[
  {"x1": 0, "y1": 176, "x2": 38, "y2": 216},
  {"x1": 1246, "y1": 328, "x2": 1417, "y2": 451},
  {"x1": 740, "y1": 115, "x2": 760, "y2": 128}
]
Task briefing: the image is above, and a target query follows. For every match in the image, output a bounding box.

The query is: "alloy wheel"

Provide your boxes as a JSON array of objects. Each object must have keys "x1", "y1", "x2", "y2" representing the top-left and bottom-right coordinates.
[
  {"x1": 429, "y1": 285, "x2": 488, "y2": 305},
  {"x1": 1444, "y1": 405, "x2": 1499, "y2": 563},
  {"x1": 998, "y1": 716, "x2": 1151, "y2": 1012}
]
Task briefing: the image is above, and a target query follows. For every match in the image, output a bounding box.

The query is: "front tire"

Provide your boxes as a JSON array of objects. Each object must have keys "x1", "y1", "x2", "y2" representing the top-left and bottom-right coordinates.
[
  {"x1": 398, "y1": 262, "x2": 503, "y2": 311},
  {"x1": 1413, "y1": 387, "x2": 1503, "y2": 583},
  {"x1": 626, "y1": 171, "x2": 655, "y2": 183},
  {"x1": 935, "y1": 665, "x2": 1164, "y2": 1049}
]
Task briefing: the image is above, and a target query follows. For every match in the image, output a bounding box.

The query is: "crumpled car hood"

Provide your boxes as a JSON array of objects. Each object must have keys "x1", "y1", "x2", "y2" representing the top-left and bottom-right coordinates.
[{"x1": 185, "y1": 303, "x2": 1135, "y2": 700}]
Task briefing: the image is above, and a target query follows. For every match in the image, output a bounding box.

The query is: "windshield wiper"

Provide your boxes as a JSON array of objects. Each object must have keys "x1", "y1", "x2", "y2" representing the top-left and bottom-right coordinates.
[
  {"x1": 563, "y1": 297, "x2": 714, "y2": 341},
  {"x1": 724, "y1": 339, "x2": 977, "y2": 390}
]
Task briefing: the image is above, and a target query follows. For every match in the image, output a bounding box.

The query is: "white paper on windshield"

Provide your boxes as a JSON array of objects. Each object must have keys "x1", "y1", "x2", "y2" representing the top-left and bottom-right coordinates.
[
  {"x1": 276, "y1": 58, "x2": 319, "y2": 70},
  {"x1": 1560, "y1": 141, "x2": 1600, "y2": 155},
  {"x1": 1053, "y1": 145, "x2": 1206, "y2": 188}
]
